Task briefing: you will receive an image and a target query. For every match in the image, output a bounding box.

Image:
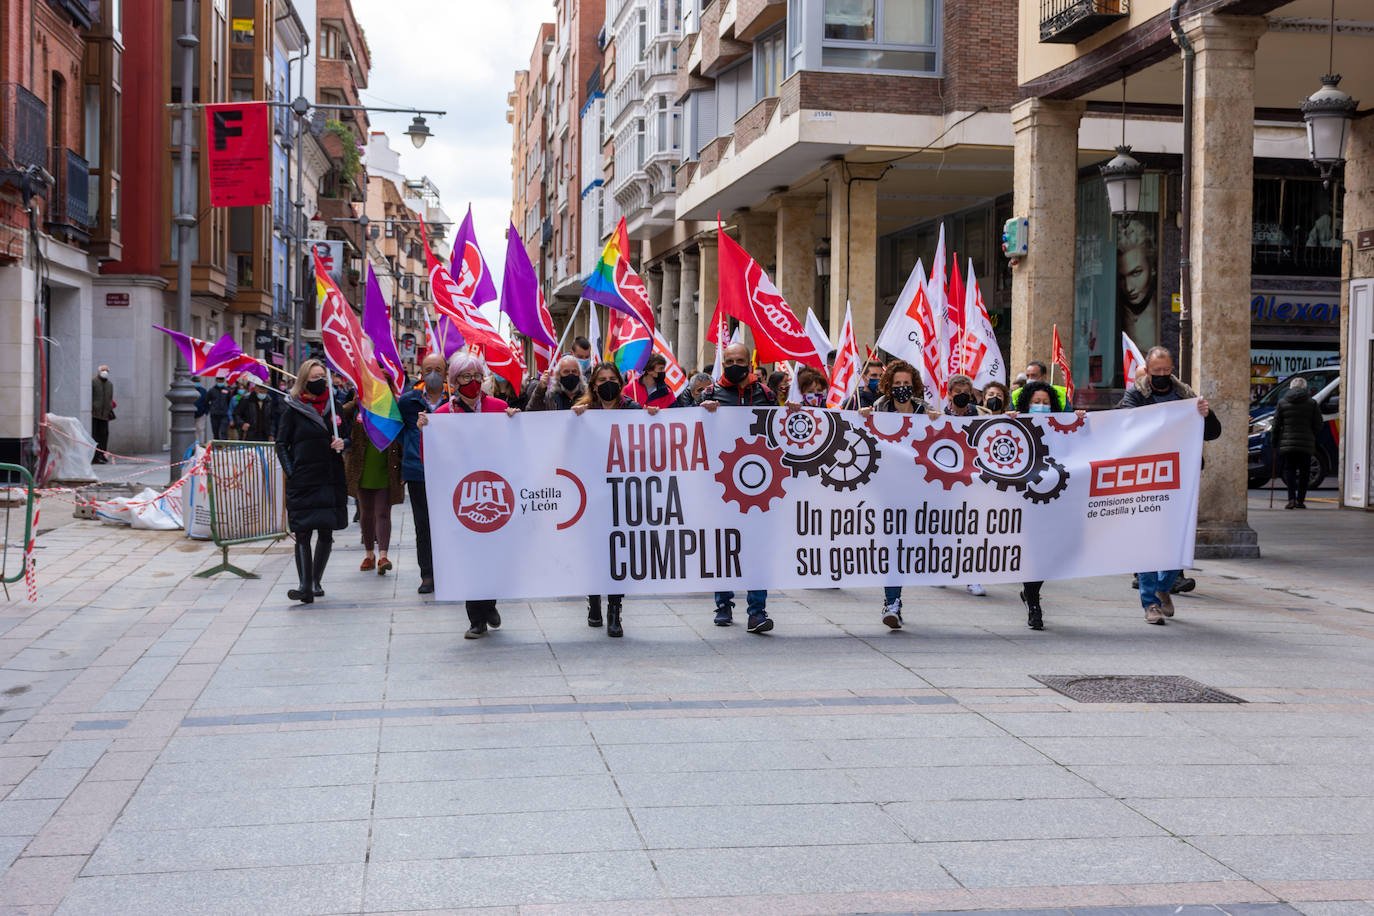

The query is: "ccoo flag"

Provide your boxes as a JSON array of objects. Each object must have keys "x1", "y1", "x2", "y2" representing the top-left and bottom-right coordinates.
[
  {"x1": 716, "y1": 222, "x2": 823, "y2": 369},
  {"x1": 582, "y1": 217, "x2": 655, "y2": 335},
  {"x1": 315, "y1": 250, "x2": 402, "y2": 450}
]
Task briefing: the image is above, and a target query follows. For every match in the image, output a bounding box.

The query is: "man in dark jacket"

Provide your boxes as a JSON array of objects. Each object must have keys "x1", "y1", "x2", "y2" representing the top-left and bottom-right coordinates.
[
  {"x1": 208, "y1": 379, "x2": 232, "y2": 440},
  {"x1": 527, "y1": 356, "x2": 586, "y2": 411},
  {"x1": 234, "y1": 381, "x2": 278, "y2": 441},
  {"x1": 1118, "y1": 346, "x2": 1221, "y2": 625},
  {"x1": 1270, "y1": 376, "x2": 1323, "y2": 509},
  {"x1": 701, "y1": 342, "x2": 776, "y2": 634},
  {"x1": 397, "y1": 352, "x2": 448, "y2": 594},
  {"x1": 91, "y1": 365, "x2": 115, "y2": 463}
]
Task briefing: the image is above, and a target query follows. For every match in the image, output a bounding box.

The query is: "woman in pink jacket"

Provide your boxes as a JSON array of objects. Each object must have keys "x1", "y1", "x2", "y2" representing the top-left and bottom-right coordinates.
[{"x1": 418, "y1": 352, "x2": 519, "y2": 639}]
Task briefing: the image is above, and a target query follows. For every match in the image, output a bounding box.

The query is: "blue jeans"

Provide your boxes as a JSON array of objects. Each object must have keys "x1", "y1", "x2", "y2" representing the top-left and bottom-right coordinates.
[
  {"x1": 715, "y1": 590, "x2": 767, "y2": 616},
  {"x1": 1138, "y1": 570, "x2": 1180, "y2": 609},
  {"x1": 883, "y1": 586, "x2": 902, "y2": 604}
]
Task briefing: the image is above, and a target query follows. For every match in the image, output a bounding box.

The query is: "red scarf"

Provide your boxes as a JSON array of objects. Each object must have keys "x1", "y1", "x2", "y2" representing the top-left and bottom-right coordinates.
[{"x1": 300, "y1": 390, "x2": 330, "y2": 416}]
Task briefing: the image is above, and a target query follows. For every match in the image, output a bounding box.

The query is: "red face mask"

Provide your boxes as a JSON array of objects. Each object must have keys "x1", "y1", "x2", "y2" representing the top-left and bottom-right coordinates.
[{"x1": 457, "y1": 379, "x2": 482, "y2": 399}]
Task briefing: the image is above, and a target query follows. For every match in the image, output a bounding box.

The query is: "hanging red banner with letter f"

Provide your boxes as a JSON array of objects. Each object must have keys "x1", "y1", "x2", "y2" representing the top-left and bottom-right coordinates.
[{"x1": 206, "y1": 102, "x2": 271, "y2": 207}]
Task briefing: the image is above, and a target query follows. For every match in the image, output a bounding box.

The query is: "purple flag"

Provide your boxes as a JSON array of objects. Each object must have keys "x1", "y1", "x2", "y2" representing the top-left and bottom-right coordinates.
[
  {"x1": 450, "y1": 205, "x2": 498, "y2": 308},
  {"x1": 362, "y1": 264, "x2": 405, "y2": 396},
  {"x1": 499, "y1": 221, "x2": 557, "y2": 349},
  {"x1": 154, "y1": 327, "x2": 241, "y2": 376}
]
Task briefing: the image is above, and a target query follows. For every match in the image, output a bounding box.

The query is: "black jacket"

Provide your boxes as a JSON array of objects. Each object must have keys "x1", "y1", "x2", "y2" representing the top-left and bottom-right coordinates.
[
  {"x1": 1118, "y1": 375, "x2": 1222, "y2": 442},
  {"x1": 275, "y1": 398, "x2": 348, "y2": 533},
  {"x1": 1271, "y1": 387, "x2": 1323, "y2": 454},
  {"x1": 208, "y1": 386, "x2": 231, "y2": 417},
  {"x1": 234, "y1": 393, "x2": 279, "y2": 441},
  {"x1": 701, "y1": 375, "x2": 774, "y2": 407}
]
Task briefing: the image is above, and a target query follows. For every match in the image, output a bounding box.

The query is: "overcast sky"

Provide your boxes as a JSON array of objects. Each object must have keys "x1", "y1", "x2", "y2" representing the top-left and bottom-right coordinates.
[{"x1": 350, "y1": 0, "x2": 556, "y2": 300}]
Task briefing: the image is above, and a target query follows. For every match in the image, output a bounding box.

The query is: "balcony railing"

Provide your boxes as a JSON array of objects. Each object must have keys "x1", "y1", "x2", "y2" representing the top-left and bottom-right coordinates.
[
  {"x1": 44, "y1": 147, "x2": 90, "y2": 244},
  {"x1": 0, "y1": 83, "x2": 48, "y2": 170},
  {"x1": 1040, "y1": 0, "x2": 1128, "y2": 43}
]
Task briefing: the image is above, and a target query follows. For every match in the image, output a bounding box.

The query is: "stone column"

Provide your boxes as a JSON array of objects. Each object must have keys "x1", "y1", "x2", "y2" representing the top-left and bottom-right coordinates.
[
  {"x1": 1186, "y1": 12, "x2": 1266, "y2": 557},
  {"x1": 696, "y1": 237, "x2": 719, "y2": 372},
  {"x1": 1010, "y1": 98, "x2": 1084, "y2": 376},
  {"x1": 826, "y1": 162, "x2": 885, "y2": 346},
  {"x1": 660, "y1": 257, "x2": 681, "y2": 355},
  {"x1": 772, "y1": 191, "x2": 823, "y2": 327},
  {"x1": 645, "y1": 266, "x2": 664, "y2": 337},
  {"x1": 678, "y1": 250, "x2": 701, "y2": 373},
  {"x1": 0, "y1": 262, "x2": 36, "y2": 440},
  {"x1": 1340, "y1": 114, "x2": 1374, "y2": 508}
]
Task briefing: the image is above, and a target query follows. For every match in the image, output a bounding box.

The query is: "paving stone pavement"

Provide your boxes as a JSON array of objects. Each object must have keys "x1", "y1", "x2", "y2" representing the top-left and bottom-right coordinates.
[{"x1": 1, "y1": 491, "x2": 1372, "y2": 915}]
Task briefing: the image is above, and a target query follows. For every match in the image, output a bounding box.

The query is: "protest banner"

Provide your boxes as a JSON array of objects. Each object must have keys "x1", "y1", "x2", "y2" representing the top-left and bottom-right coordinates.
[{"x1": 423, "y1": 400, "x2": 1202, "y2": 601}]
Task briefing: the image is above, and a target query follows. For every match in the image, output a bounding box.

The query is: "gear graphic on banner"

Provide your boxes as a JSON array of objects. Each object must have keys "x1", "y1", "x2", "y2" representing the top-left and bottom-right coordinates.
[
  {"x1": 863, "y1": 412, "x2": 915, "y2": 444},
  {"x1": 1047, "y1": 414, "x2": 1087, "y2": 434},
  {"x1": 1023, "y1": 456, "x2": 1071, "y2": 503},
  {"x1": 713, "y1": 436, "x2": 789, "y2": 514},
  {"x1": 748, "y1": 408, "x2": 846, "y2": 477},
  {"x1": 967, "y1": 418, "x2": 1055, "y2": 499},
  {"x1": 911, "y1": 423, "x2": 979, "y2": 489},
  {"x1": 818, "y1": 425, "x2": 882, "y2": 492}
]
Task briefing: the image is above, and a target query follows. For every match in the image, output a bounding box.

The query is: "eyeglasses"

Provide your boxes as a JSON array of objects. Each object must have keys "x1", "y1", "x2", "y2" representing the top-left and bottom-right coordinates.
[{"x1": 454, "y1": 373, "x2": 481, "y2": 383}]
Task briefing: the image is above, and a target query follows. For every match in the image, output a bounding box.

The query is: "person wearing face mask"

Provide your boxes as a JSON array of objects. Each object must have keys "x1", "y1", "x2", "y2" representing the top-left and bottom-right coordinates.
[
  {"x1": 857, "y1": 360, "x2": 933, "y2": 628},
  {"x1": 91, "y1": 365, "x2": 115, "y2": 463},
  {"x1": 945, "y1": 374, "x2": 989, "y2": 419},
  {"x1": 276, "y1": 360, "x2": 348, "y2": 605},
  {"x1": 1118, "y1": 346, "x2": 1220, "y2": 625},
  {"x1": 529, "y1": 355, "x2": 588, "y2": 411},
  {"x1": 572, "y1": 362, "x2": 662, "y2": 637},
  {"x1": 1007, "y1": 381, "x2": 1089, "y2": 629},
  {"x1": 700, "y1": 342, "x2": 777, "y2": 634},
  {"x1": 234, "y1": 379, "x2": 278, "y2": 442},
  {"x1": 397, "y1": 352, "x2": 450, "y2": 594},
  {"x1": 208, "y1": 377, "x2": 232, "y2": 440},
  {"x1": 844, "y1": 360, "x2": 886, "y2": 410},
  {"x1": 624, "y1": 354, "x2": 683, "y2": 409},
  {"x1": 784, "y1": 366, "x2": 829, "y2": 409},
  {"x1": 418, "y1": 353, "x2": 521, "y2": 639},
  {"x1": 570, "y1": 336, "x2": 596, "y2": 380},
  {"x1": 340, "y1": 386, "x2": 404, "y2": 577},
  {"x1": 981, "y1": 382, "x2": 1010, "y2": 416},
  {"x1": 688, "y1": 372, "x2": 713, "y2": 405}
]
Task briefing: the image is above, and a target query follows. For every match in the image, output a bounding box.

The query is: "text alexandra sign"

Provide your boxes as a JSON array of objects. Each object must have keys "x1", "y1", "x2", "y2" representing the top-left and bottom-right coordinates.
[
  {"x1": 423, "y1": 401, "x2": 1203, "y2": 601},
  {"x1": 205, "y1": 102, "x2": 271, "y2": 207}
]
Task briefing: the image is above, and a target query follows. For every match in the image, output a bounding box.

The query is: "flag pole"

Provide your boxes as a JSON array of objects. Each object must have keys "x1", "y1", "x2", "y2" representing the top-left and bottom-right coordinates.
[{"x1": 555, "y1": 297, "x2": 584, "y2": 355}]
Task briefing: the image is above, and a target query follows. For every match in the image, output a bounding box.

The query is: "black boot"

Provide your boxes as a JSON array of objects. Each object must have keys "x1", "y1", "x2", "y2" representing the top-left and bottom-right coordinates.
[
  {"x1": 1020, "y1": 588, "x2": 1043, "y2": 630},
  {"x1": 606, "y1": 596, "x2": 623, "y2": 638},
  {"x1": 287, "y1": 537, "x2": 314, "y2": 604},
  {"x1": 587, "y1": 595, "x2": 602, "y2": 628},
  {"x1": 311, "y1": 534, "x2": 332, "y2": 598}
]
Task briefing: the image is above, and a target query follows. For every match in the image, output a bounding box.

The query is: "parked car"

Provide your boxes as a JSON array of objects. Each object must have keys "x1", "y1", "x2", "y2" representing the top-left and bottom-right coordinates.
[{"x1": 1248, "y1": 368, "x2": 1340, "y2": 488}]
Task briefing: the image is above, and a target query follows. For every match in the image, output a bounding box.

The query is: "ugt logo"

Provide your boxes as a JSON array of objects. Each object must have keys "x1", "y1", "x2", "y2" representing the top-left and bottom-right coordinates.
[{"x1": 453, "y1": 471, "x2": 515, "y2": 533}]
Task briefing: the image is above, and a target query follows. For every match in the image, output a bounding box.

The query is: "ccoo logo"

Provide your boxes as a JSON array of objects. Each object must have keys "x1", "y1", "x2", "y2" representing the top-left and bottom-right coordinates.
[{"x1": 453, "y1": 471, "x2": 515, "y2": 533}]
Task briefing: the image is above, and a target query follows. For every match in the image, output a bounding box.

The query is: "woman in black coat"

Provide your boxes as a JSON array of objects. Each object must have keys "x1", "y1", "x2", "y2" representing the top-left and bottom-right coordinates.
[{"x1": 275, "y1": 359, "x2": 348, "y2": 604}]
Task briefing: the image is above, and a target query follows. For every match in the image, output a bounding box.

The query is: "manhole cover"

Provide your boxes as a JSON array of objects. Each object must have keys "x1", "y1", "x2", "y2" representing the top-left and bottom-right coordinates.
[{"x1": 1032, "y1": 675, "x2": 1245, "y2": 704}]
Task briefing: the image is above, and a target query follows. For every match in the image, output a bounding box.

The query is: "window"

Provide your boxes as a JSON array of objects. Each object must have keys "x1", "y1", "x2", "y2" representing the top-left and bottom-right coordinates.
[
  {"x1": 635, "y1": 118, "x2": 646, "y2": 168},
  {"x1": 821, "y1": 0, "x2": 938, "y2": 73},
  {"x1": 320, "y1": 25, "x2": 344, "y2": 60},
  {"x1": 655, "y1": 96, "x2": 667, "y2": 152},
  {"x1": 756, "y1": 29, "x2": 787, "y2": 98}
]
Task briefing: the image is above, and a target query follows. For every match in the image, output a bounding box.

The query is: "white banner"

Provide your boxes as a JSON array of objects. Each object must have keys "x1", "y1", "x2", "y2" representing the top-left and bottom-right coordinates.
[{"x1": 424, "y1": 401, "x2": 1203, "y2": 601}]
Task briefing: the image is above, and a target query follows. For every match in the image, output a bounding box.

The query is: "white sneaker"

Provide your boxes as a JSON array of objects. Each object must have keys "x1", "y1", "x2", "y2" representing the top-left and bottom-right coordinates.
[
  {"x1": 881, "y1": 599, "x2": 903, "y2": 629},
  {"x1": 966, "y1": 584, "x2": 986, "y2": 597}
]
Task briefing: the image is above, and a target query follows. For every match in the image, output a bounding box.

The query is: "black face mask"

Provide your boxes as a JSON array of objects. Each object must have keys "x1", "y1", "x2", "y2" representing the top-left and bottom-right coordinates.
[
  {"x1": 597, "y1": 380, "x2": 621, "y2": 402},
  {"x1": 984, "y1": 396, "x2": 1004, "y2": 413},
  {"x1": 723, "y1": 364, "x2": 749, "y2": 385},
  {"x1": 1150, "y1": 374, "x2": 1173, "y2": 392},
  {"x1": 951, "y1": 391, "x2": 972, "y2": 409},
  {"x1": 558, "y1": 373, "x2": 581, "y2": 392},
  {"x1": 892, "y1": 385, "x2": 914, "y2": 404},
  {"x1": 305, "y1": 378, "x2": 329, "y2": 396}
]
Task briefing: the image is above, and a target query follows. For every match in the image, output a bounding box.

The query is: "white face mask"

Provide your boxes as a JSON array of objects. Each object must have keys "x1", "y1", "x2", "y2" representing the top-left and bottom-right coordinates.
[{"x1": 99, "y1": 370, "x2": 109, "y2": 379}]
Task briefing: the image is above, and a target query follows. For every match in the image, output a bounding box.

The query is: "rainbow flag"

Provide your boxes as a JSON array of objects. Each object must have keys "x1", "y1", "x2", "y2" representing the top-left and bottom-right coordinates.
[
  {"x1": 582, "y1": 217, "x2": 656, "y2": 335},
  {"x1": 605, "y1": 308, "x2": 652, "y2": 375},
  {"x1": 314, "y1": 252, "x2": 402, "y2": 451}
]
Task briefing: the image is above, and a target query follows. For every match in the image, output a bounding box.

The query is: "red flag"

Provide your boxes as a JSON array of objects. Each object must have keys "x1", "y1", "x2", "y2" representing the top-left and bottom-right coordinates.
[
  {"x1": 946, "y1": 254, "x2": 966, "y2": 376},
  {"x1": 716, "y1": 224, "x2": 822, "y2": 369},
  {"x1": 1051, "y1": 324, "x2": 1075, "y2": 404},
  {"x1": 316, "y1": 250, "x2": 365, "y2": 391},
  {"x1": 422, "y1": 223, "x2": 520, "y2": 388},
  {"x1": 206, "y1": 102, "x2": 271, "y2": 207}
]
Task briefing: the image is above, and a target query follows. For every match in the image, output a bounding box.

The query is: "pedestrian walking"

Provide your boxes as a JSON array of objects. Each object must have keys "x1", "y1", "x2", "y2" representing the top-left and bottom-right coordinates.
[
  {"x1": 276, "y1": 359, "x2": 348, "y2": 605},
  {"x1": 342, "y1": 396, "x2": 403, "y2": 576},
  {"x1": 1117, "y1": 346, "x2": 1221, "y2": 624},
  {"x1": 1010, "y1": 380, "x2": 1088, "y2": 630},
  {"x1": 857, "y1": 360, "x2": 933, "y2": 629},
  {"x1": 700, "y1": 342, "x2": 776, "y2": 634},
  {"x1": 397, "y1": 352, "x2": 448, "y2": 595},
  {"x1": 192, "y1": 377, "x2": 211, "y2": 445},
  {"x1": 573, "y1": 361, "x2": 661, "y2": 637},
  {"x1": 417, "y1": 352, "x2": 520, "y2": 639},
  {"x1": 91, "y1": 365, "x2": 115, "y2": 463},
  {"x1": 234, "y1": 380, "x2": 278, "y2": 442},
  {"x1": 1271, "y1": 376, "x2": 1322, "y2": 509},
  {"x1": 208, "y1": 378, "x2": 232, "y2": 440}
]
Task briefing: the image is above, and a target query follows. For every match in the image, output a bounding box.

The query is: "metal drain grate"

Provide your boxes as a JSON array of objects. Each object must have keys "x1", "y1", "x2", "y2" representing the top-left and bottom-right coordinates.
[{"x1": 1033, "y1": 675, "x2": 1245, "y2": 704}]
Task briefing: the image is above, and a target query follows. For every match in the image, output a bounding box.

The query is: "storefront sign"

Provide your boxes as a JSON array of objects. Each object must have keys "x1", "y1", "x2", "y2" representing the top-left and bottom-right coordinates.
[
  {"x1": 105, "y1": 293, "x2": 129, "y2": 308},
  {"x1": 1251, "y1": 349, "x2": 1338, "y2": 378},
  {"x1": 205, "y1": 102, "x2": 271, "y2": 207},
  {"x1": 1250, "y1": 294, "x2": 1340, "y2": 326}
]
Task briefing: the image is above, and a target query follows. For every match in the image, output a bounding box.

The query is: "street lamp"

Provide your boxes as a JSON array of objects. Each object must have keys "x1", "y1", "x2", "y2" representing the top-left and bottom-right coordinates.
[
  {"x1": 404, "y1": 115, "x2": 432, "y2": 149},
  {"x1": 1101, "y1": 70, "x2": 1144, "y2": 215},
  {"x1": 814, "y1": 238, "x2": 831, "y2": 278},
  {"x1": 1301, "y1": 0, "x2": 1359, "y2": 188}
]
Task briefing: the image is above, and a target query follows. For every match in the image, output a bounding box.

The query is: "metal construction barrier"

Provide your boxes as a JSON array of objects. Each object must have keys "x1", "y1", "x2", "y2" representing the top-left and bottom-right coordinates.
[
  {"x1": 1, "y1": 463, "x2": 36, "y2": 595},
  {"x1": 195, "y1": 440, "x2": 287, "y2": 579}
]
